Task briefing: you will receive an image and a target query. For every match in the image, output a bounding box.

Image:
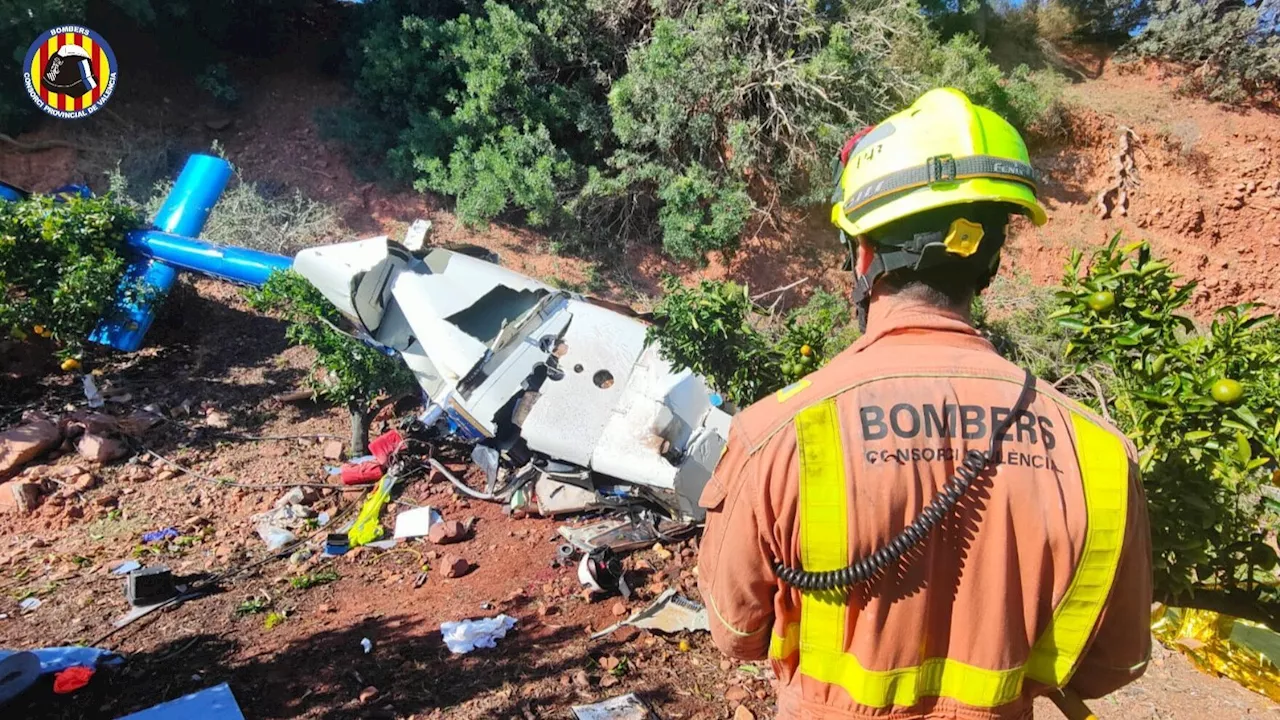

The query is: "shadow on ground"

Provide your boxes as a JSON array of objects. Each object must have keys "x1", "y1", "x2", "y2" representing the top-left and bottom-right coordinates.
[{"x1": 12, "y1": 612, "x2": 668, "y2": 720}]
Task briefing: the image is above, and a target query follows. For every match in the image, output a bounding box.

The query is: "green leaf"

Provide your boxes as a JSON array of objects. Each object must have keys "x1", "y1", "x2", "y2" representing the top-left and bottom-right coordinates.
[{"x1": 1236, "y1": 432, "x2": 1253, "y2": 464}]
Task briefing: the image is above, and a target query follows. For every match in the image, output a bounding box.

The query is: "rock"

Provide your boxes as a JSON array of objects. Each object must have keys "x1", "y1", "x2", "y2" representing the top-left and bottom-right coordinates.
[
  {"x1": 614, "y1": 625, "x2": 640, "y2": 643},
  {"x1": 440, "y1": 554, "x2": 471, "y2": 578},
  {"x1": 358, "y1": 686, "x2": 378, "y2": 704},
  {"x1": 321, "y1": 440, "x2": 344, "y2": 461},
  {"x1": 652, "y1": 543, "x2": 673, "y2": 561},
  {"x1": 0, "y1": 419, "x2": 62, "y2": 476},
  {"x1": 93, "y1": 493, "x2": 119, "y2": 508},
  {"x1": 66, "y1": 505, "x2": 84, "y2": 519},
  {"x1": 70, "y1": 473, "x2": 96, "y2": 493},
  {"x1": 0, "y1": 481, "x2": 43, "y2": 515},
  {"x1": 733, "y1": 706, "x2": 755, "y2": 720},
  {"x1": 428, "y1": 520, "x2": 470, "y2": 545},
  {"x1": 611, "y1": 602, "x2": 628, "y2": 617},
  {"x1": 726, "y1": 687, "x2": 750, "y2": 703},
  {"x1": 599, "y1": 675, "x2": 618, "y2": 688},
  {"x1": 77, "y1": 434, "x2": 128, "y2": 464},
  {"x1": 204, "y1": 410, "x2": 231, "y2": 429},
  {"x1": 572, "y1": 670, "x2": 591, "y2": 689},
  {"x1": 1247, "y1": 181, "x2": 1257, "y2": 194},
  {"x1": 205, "y1": 118, "x2": 233, "y2": 131},
  {"x1": 1224, "y1": 197, "x2": 1244, "y2": 210},
  {"x1": 118, "y1": 409, "x2": 164, "y2": 437}
]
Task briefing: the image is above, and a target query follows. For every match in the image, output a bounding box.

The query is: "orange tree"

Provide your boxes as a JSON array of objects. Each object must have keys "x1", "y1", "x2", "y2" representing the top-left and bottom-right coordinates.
[
  {"x1": 1054, "y1": 235, "x2": 1280, "y2": 605},
  {"x1": 0, "y1": 193, "x2": 141, "y2": 363}
]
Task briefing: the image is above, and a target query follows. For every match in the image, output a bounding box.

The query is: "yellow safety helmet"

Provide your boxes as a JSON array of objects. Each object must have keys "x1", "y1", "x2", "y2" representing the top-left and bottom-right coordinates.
[
  {"x1": 831, "y1": 87, "x2": 1046, "y2": 238},
  {"x1": 830, "y1": 88, "x2": 1047, "y2": 328}
]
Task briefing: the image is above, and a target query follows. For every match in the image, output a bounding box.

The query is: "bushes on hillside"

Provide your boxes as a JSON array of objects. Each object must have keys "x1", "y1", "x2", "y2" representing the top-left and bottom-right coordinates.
[
  {"x1": 329, "y1": 0, "x2": 1065, "y2": 261},
  {"x1": 0, "y1": 193, "x2": 140, "y2": 359},
  {"x1": 1125, "y1": 0, "x2": 1280, "y2": 104}
]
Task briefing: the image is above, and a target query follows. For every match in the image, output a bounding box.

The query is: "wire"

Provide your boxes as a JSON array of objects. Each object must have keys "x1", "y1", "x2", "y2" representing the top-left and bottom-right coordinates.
[{"x1": 773, "y1": 370, "x2": 1037, "y2": 591}]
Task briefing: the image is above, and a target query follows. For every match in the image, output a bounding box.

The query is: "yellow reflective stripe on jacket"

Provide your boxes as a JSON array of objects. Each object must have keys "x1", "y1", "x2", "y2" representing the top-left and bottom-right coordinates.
[
  {"x1": 787, "y1": 404, "x2": 1129, "y2": 709},
  {"x1": 795, "y1": 399, "x2": 850, "y2": 661},
  {"x1": 1026, "y1": 413, "x2": 1129, "y2": 686}
]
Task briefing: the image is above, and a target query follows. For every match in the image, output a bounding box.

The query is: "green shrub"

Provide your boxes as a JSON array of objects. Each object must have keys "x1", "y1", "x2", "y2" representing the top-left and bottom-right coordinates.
[
  {"x1": 0, "y1": 193, "x2": 140, "y2": 358},
  {"x1": 1054, "y1": 235, "x2": 1280, "y2": 601},
  {"x1": 1124, "y1": 0, "x2": 1280, "y2": 104},
  {"x1": 329, "y1": 0, "x2": 613, "y2": 228},
  {"x1": 330, "y1": 0, "x2": 1063, "y2": 261},
  {"x1": 902, "y1": 32, "x2": 1068, "y2": 135},
  {"x1": 974, "y1": 274, "x2": 1072, "y2": 381},
  {"x1": 246, "y1": 270, "x2": 417, "y2": 453},
  {"x1": 646, "y1": 279, "x2": 857, "y2": 405}
]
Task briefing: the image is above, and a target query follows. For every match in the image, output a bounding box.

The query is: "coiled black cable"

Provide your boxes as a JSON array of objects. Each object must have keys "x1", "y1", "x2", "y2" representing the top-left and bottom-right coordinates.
[{"x1": 774, "y1": 370, "x2": 1036, "y2": 591}]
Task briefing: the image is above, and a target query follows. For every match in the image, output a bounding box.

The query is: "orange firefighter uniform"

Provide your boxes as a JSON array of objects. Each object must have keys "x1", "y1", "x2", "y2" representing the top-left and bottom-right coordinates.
[{"x1": 697, "y1": 296, "x2": 1152, "y2": 719}]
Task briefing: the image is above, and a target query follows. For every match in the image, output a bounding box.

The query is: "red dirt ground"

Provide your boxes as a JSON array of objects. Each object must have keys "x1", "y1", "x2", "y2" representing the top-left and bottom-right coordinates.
[{"x1": 4, "y1": 34, "x2": 1280, "y2": 720}]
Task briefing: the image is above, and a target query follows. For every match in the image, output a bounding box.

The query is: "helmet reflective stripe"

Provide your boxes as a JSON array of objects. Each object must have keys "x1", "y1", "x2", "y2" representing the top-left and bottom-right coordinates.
[{"x1": 831, "y1": 88, "x2": 1047, "y2": 239}]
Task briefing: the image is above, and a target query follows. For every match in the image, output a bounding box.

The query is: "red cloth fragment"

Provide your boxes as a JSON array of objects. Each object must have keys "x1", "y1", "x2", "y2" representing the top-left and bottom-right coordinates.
[
  {"x1": 368, "y1": 429, "x2": 404, "y2": 467},
  {"x1": 53, "y1": 666, "x2": 95, "y2": 694},
  {"x1": 340, "y1": 460, "x2": 383, "y2": 486}
]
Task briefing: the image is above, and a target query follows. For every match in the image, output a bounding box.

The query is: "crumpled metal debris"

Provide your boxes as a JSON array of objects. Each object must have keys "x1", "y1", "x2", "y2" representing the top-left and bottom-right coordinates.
[
  {"x1": 591, "y1": 589, "x2": 708, "y2": 639},
  {"x1": 1152, "y1": 603, "x2": 1280, "y2": 702}
]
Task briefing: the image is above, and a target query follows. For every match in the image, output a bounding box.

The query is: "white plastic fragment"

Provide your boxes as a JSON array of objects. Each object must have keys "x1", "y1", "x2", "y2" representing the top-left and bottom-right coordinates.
[{"x1": 440, "y1": 614, "x2": 517, "y2": 654}]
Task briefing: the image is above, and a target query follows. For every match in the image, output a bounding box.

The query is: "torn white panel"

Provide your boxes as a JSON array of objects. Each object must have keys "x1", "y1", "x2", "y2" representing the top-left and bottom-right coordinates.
[
  {"x1": 293, "y1": 236, "x2": 403, "y2": 333},
  {"x1": 521, "y1": 301, "x2": 648, "y2": 468},
  {"x1": 467, "y1": 306, "x2": 572, "y2": 433},
  {"x1": 592, "y1": 344, "x2": 714, "y2": 490}
]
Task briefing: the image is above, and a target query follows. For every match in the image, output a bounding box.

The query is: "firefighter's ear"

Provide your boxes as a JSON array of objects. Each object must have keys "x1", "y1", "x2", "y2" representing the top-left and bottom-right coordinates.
[{"x1": 856, "y1": 236, "x2": 875, "y2": 277}]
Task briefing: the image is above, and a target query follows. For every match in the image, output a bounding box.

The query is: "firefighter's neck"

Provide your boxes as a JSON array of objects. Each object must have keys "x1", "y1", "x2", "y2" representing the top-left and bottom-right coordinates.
[{"x1": 865, "y1": 286, "x2": 973, "y2": 333}]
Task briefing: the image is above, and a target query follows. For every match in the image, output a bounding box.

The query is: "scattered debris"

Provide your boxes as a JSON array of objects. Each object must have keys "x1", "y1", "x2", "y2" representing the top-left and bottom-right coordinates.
[
  {"x1": 440, "y1": 554, "x2": 471, "y2": 579},
  {"x1": 110, "y1": 559, "x2": 142, "y2": 575},
  {"x1": 82, "y1": 376, "x2": 104, "y2": 409},
  {"x1": 141, "y1": 527, "x2": 179, "y2": 544},
  {"x1": 403, "y1": 218, "x2": 431, "y2": 252},
  {"x1": 393, "y1": 506, "x2": 441, "y2": 540},
  {"x1": 323, "y1": 533, "x2": 349, "y2": 556},
  {"x1": 18, "y1": 598, "x2": 41, "y2": 613},
  {"x1": 117, "y1": 682, "x2": 244, "y2": 720},
  {"x1": 340, "y1": 460, "x2": 382, "y2": 486},
  {"x1": 368, "y1": 429, "x2": 404, "y2": 466},
  {"x1": 579, "y1": 547, "x2": 630, "y2": 598},
  {"x1": 348, "y1": 473, "x2": 398, "y2": 547},
  {"x1": 358, "y1": 686, "x2": 379, "y2": 704},
  {"x1": 440, "y1": 614, "x2": 517, "y2": 654},
  {"x1": 559, "y1": 517, "x2": 693, "y2": 554},
  {"x1": 360, "y1": 637, "x2": 373, "y2": 654},
  {"x1": 0, "y1": 417, "x2": 61, "y2": 476},
  {"x1": 592, "y1": 590, "x2": 709, "y2": 640},
  {"x1": 52, "y1": 665, "x2": 95, "y2": 694},
  {"x1": 571, "y1": 693, "x2": 657, "y2": 720},
  {"x1": 126, "y1": 566, "x2": 177, "y2": 607}
]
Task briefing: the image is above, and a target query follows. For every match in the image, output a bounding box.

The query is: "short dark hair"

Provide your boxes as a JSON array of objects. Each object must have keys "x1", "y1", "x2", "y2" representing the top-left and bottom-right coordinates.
[{"x1": 868, "y1": 203, "x2": 1014, "y2": 310}]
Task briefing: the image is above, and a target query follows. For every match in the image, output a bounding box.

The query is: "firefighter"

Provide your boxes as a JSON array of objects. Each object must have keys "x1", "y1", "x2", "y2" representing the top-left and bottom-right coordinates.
[{"x1": 697, "y1": 88, "x2": 1152, "y2": 719}]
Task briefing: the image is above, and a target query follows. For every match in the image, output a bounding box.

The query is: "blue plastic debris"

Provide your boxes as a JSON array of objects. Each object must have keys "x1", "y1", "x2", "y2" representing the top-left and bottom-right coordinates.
[
  {"x1": 141, "y1": 527, "x2": 179, "y2": 544},
  {"x1": 118, "y1": 682, "x2": 244, "y2": 720}
]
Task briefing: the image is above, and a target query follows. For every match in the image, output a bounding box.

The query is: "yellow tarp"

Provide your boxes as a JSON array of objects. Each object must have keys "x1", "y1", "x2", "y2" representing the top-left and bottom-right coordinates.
[{"x1": 1152, "y1": 604, "x2": 1280, "y2": 702}]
